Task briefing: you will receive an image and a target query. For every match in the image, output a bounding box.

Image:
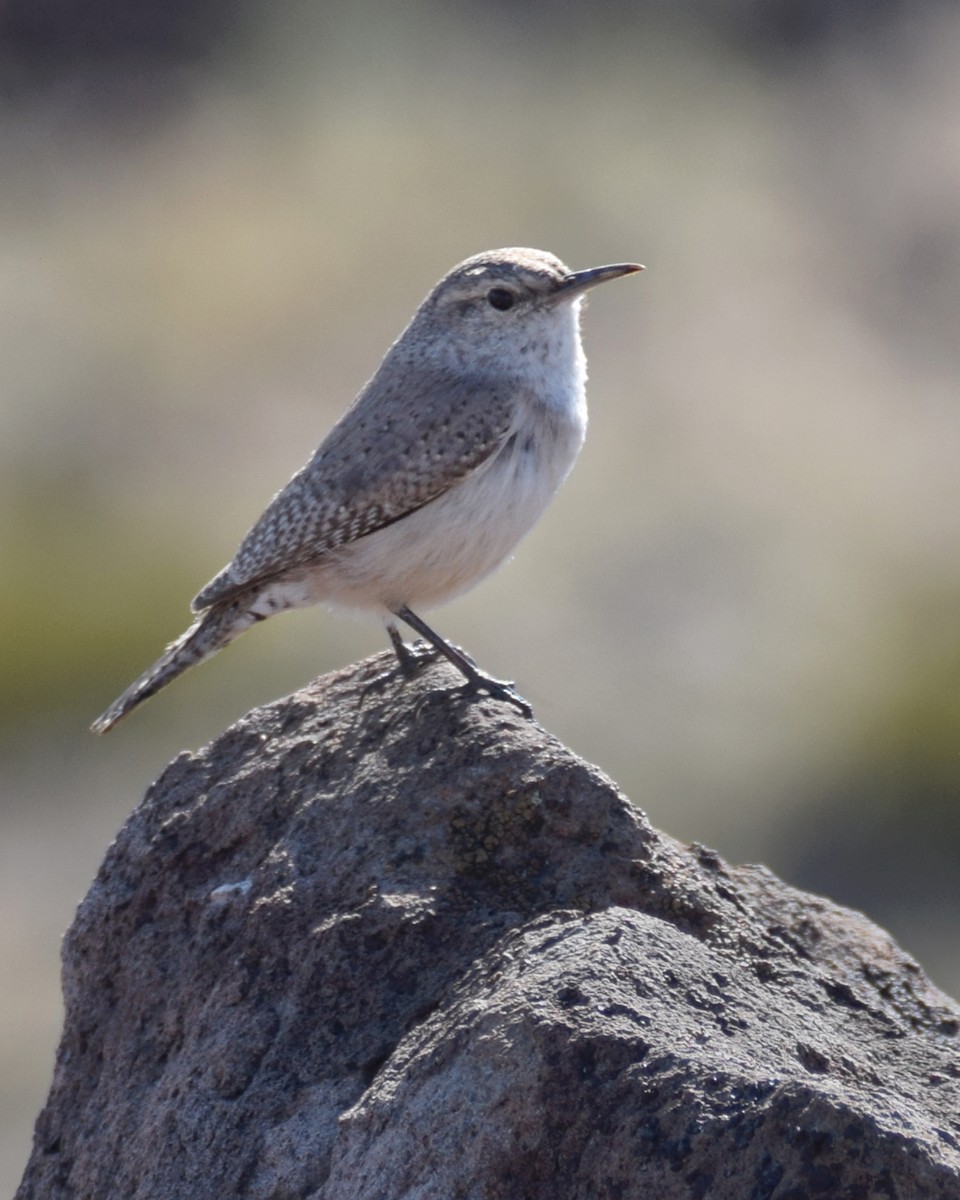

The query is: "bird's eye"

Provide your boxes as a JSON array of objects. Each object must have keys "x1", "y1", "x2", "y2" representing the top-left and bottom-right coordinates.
[{"x1": 487, "y1": 288, "x2": 515, "y2": 311}]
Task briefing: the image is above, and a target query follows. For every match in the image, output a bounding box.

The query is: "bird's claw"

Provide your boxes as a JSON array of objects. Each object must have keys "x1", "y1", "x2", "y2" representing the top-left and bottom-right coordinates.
[{"x1": 462, "y1": 672, "x2": 534, "y2": 719}]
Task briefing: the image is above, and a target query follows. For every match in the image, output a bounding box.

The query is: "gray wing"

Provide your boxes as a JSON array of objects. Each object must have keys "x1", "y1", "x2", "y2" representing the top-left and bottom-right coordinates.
[{"x1": 192, "y1": 369, "x2": 517, "y2": 611}]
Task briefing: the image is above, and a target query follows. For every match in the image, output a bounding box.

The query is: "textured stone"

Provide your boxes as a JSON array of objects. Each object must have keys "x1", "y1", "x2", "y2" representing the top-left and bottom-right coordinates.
[{"x1": 17, "y1": 653, "x2": 960, "y2": 1199}]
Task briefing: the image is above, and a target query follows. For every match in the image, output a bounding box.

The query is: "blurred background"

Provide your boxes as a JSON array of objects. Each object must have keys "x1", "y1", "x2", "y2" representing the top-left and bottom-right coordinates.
[{"x1": 2, "y1": 0, "x2": 959, "y2": 1187}]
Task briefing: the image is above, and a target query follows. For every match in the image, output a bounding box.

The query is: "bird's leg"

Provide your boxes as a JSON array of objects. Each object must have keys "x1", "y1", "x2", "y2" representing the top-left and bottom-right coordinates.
[
  {"x1": 357, "y1": 621, "x2": 437, "y2": 710},
  {"x1": 393, "y1": 605, "x2": 534, "y2": 719},
  {"x1": 386, "y1": 621, "x2": 437, "y2": 677}
]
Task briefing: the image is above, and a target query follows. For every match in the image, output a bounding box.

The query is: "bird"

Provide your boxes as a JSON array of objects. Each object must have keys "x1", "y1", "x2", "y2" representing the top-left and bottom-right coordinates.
[{"x1": 91, "y1": 247, "x2": 642, "y2": 733}]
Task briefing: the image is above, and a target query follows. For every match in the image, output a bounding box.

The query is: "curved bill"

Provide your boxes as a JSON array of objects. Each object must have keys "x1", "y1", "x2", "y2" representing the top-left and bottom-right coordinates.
[{"x1": 555, "y1": 261, "x2": 645, "y2": 298}]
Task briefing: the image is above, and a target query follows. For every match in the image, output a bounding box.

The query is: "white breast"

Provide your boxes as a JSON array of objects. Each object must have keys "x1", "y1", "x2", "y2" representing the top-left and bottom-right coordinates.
[{"x1": 287, "y1": 300, "x2": 590, "y2": 615}]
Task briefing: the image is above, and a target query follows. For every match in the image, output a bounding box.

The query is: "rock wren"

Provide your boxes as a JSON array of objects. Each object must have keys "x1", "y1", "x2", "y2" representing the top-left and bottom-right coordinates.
[{"x1": 92, "y1": 248, "x2": 642, "y2": 733}]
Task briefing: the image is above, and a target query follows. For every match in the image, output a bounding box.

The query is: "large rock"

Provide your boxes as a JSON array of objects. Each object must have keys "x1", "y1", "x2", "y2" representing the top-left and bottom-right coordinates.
[{"x1": 17, "y1": 654, "x2": 960, "y2": 1199}]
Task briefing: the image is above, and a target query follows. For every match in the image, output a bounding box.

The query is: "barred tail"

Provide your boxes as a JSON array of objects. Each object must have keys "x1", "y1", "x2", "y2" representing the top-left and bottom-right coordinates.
[{"x1": 91, "y1": 599, "x2": 256, "y2": 734}]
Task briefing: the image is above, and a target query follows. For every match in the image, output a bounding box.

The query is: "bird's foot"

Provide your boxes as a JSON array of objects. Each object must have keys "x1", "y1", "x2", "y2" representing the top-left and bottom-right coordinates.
[
  {"x1": 388, "y1": 607, "x2": 533, "y2": 720},
  {"x1": 389, "y1": 630, "x2": 440, "y2": 678},
  {"x1": 359, "y1": 639, "x2": 434, "y2": 705},
  {"x1": 460, "y1": 669, "x2": 534, "y2": 720}
]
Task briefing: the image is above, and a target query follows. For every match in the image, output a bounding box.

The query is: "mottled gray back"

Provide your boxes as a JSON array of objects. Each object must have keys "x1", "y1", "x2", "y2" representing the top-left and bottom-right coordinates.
[{"x1": 194, "y1": 368, "x2": 516, "y2": 609}]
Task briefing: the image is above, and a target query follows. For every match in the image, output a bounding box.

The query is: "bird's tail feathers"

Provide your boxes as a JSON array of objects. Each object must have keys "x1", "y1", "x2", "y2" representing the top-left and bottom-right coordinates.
[{"x1": 91, "y1": 599, "x2": 256, "y2": 734}]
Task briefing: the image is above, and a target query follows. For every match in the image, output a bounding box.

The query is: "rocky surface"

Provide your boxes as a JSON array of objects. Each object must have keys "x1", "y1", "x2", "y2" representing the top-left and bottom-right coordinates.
[{"x1": 17, "y1": 653, "x2": 960, "y2": 1199}]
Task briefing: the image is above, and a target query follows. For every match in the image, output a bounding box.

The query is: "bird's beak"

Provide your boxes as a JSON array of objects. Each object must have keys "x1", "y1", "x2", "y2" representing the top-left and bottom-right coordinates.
[{"x1": 555, "y1": 261, "x2": 645, "y2": 299}]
